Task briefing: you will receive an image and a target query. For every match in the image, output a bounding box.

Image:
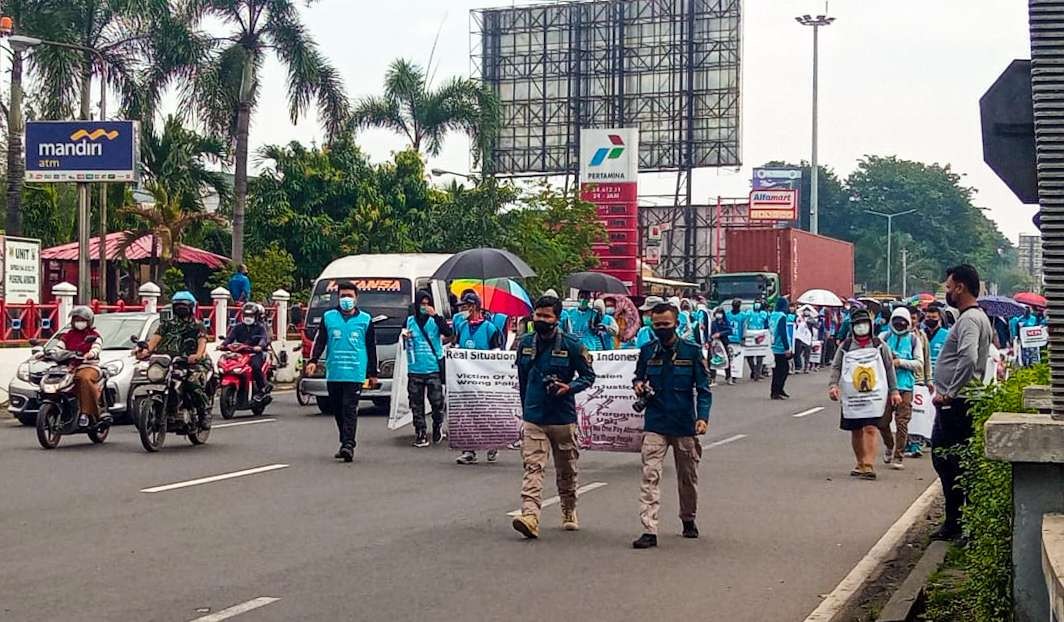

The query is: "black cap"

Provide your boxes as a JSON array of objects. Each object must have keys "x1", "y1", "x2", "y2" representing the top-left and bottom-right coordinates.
[
  {"x1": 851, "y1": 309, "x2": 872, "y2": 324},
  {"x1": 460, "y1": 292, "x2": 482, "y2": 307}
]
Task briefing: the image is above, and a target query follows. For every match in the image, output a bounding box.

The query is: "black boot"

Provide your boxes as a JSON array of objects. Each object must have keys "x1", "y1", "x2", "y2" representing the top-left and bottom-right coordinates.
[
  {"x1": 632, "y1": 533, "x2": 658, "y2": 549},
  {"x1": 682, "y1": 521, "x2": 699, "y2": 539},
  {"x1": 431, "y1": 425, "x2": 444, "y2": 445}
]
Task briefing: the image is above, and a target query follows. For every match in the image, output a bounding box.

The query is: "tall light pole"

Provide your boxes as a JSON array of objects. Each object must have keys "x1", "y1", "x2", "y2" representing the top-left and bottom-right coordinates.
[
  {"x1": 10, "y1": 35, "x2": 107, "y2": 304},
  {"x1": 795, "y1": 12, "x2": 835, "y2": 235},
  {"x1": 865, "y1": 208, "x2": 916, "y2": 294}
]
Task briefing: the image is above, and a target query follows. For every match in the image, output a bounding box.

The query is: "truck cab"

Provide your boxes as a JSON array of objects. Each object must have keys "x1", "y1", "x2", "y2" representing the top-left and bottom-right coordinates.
[{"x1": 708, "y1": 272, "x2": 781, "y2": 309}]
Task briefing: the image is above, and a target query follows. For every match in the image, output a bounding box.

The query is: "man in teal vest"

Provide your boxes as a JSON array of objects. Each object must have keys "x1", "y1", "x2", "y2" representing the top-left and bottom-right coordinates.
[
  {"x1": 305, "y1": 281, "x2": 379, "y2": 463},
  {"x1": 879, "y1": 307, "x2": 923, "y2": 469},
  {"x1": 406, "y1": 289, "x2": 453, "y2": 448},
  {"x1": 563, "y1": 290, "x2": 614, "y2": 351},
  {"x1": 923, "y1": 303, "x2": 949, "y2": 373},
  {"x1": 769, "y1": 297, "x2": 793, "y2": 400},
  {"x1": 454, "y1": 291, "x2": 505, "y2": 465},
  {"x1": 746, "y1": 297, "x2": 770, "y2": 381}
]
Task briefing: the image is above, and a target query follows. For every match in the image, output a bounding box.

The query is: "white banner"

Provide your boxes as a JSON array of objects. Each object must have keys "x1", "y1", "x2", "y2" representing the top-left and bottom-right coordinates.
[
  {"x1": 840, "y1": 347, "x2": 889, "y2": 420},
  {"x1": 1, "y1": 236, "x2": 41, "y2": 304},
  {"x1": 729, "y1": 345, "x2": 745, "y2": 378},
  {"x1": 908, "y1": 385, "x2": 934, "y2": 438},
  {"x1": 443, "y1": 348, "x2": 645, "y2": 453},
  {"x1": 743, "y1": 329, "x2": 772, "y2": 359},
  {"x1": 1020, "y1": 325, "x2": 1048, "y2": 349},
  {"x1": 387, "y1": 334, "x2": 432, "y2": 431},
  {"x1": 810, "y1": 340, "x2": 823, "y2": 365}
]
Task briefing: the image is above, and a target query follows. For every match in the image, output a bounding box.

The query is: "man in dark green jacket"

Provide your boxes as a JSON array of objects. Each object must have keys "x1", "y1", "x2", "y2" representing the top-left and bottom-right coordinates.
[
  {"x1": 511, "y1": 295, "x2": 597, "y2": 540},
  {"x1": 632, "y1": 302, "x2": 713, "y2": 549}
]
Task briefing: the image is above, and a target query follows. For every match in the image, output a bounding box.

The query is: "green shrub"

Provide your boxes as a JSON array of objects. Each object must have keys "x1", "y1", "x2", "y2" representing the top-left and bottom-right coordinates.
[{"x1": 925, "y1": 363, "x2": 1049, "y2": 621}]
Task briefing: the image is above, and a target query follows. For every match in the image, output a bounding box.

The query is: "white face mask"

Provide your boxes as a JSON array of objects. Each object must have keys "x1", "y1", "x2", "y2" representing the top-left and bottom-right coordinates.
[
  {"x1": 72, "y1": 320, "x2": 88, "y2": 331},
  {"x1": 243, "y1": 316, "x2": 255, "y2": 325},
  {"x1": 853, "y1": 322, "x2": 872, "y2": 337}
]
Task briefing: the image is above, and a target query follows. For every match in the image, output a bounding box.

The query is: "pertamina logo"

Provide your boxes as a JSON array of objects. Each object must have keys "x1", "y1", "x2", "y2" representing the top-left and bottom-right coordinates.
[
  {"x1": 589, "y1": 134, "x2": 625, "y2": 167},
  {"x1": 38, "y1": 128, "x2": 120, "y2": 158}
]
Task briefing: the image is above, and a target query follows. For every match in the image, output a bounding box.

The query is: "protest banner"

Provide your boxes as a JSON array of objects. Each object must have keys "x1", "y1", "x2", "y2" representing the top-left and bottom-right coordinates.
[
  {"x1": 387, "y1": 334, "x2": 432, "y2": 431},
  {"x1": 907, "y1": 385, "x2": 934, "y2": 438},
  {"x1": 743, "y1": 329, "x2": 771, "y2": 358},
  {"x1": 577, "y1": 350, "x2": 643, "y2": 452},
  {"x1": 443, "y1": 348, "x2": 645, "y2": 453},
  {"x1": 1020, "y1": 325, "x2": 1048, "y2": 349},
  {"x1": 445, "y1": 349, "x2": 522, "y2": 450},
  {"x1": 810, "y1": 341, "x2": 823, "y2": 365},
  {"x1": 729, "y1": 345, "x2": 745, "y2": 378}
]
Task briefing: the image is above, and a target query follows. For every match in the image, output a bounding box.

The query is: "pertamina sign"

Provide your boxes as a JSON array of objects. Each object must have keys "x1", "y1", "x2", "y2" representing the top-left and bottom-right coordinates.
[
  {"x1": 579, "y1": 128, "x2": 640, "y2": 288},
  {"x1": 580, "y1": 128, "x2": 639, "y2": 184},
  {"x1": 749, "y1": 189, "x2": 798, "y2": 221},
  {"x1": 25, "y1": 120, "x2": 138, "y2": 182}
]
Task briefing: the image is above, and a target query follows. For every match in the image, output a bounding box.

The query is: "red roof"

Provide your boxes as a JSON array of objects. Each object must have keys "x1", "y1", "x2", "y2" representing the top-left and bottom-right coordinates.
[{"x1": 42, "y1": 232, "x2": 230, "y2": 269}]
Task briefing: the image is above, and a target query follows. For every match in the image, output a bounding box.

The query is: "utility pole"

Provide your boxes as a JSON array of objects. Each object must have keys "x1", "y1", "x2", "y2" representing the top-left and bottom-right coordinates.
[
  {"x1": 795, "y1": 12, "x2": 835, "y2": 235},
  {"x1": 97, "y1": 64, "x2": 108, "y2": 302},
  {"x1": 865, "y1": 208, "x2": 916, "y2": 295},
  {"x1": 901, "y1": 247, "x2": 908, "y2": 298}
]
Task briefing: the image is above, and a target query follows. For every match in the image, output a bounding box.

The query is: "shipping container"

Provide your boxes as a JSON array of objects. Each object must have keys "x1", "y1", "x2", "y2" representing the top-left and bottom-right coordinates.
[{"x1": 724, "y1": 228, "x2": 855, "y2": 300}]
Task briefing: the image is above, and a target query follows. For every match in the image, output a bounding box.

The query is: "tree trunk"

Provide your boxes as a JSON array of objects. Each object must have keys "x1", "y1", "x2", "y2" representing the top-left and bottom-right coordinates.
[
  {"x1": 5, "y1": 50, "x2": 24, "y2": 236},
  {"x1": 232, "y1": 100, "x2": 251, "y2": 264}
]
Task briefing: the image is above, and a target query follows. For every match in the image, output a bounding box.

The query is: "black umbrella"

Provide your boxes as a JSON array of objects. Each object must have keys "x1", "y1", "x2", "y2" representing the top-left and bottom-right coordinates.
[
  {"x1": 431, "y1": 247, "x2": 536, "y2": 281},
  {"x1": 565, "y1": 271, "x2": 630, "y2": 295}
]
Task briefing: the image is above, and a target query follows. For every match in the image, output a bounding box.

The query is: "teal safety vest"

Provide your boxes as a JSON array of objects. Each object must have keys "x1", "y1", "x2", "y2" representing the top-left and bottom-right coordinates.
[
  {"x1": 770, "y1": 311, "x2": 788, "y2": 354},
  {"x1": 885, "y1": 332, "x2": 916, "y2": 391},
  {"x1": 406, "y1": 315, "x2": 443, "y2": 375},
  {"x1": 725, "y1": 310, "x2": 746, "y2": 344},
  {"x1": 457, "y1": 318, "x2": 498, "y2": 350},
  {"x1": 927, "y1": 327, "x2": 949, "y2": 371},
  {"x1": 321, "y1": 309, "x2": 372, "y2": 383},
  {"x1": 564, "y1": 307, "x2": 610, "y2": 351},
  {"x1": 746, "y1": 310, "x2": 769, "y2": 330}
]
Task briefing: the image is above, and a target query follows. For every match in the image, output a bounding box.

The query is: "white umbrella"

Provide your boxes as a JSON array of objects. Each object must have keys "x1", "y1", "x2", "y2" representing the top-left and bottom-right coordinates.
[{"x1": 797, "y1": 289, "x2": 844, "y2": 307}]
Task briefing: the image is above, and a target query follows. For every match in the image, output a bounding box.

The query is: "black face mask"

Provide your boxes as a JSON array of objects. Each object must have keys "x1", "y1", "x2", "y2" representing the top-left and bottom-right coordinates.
[
  {"x1": 945, "y1": 291, "x2": 957, "y2": 308},
  {"x1": 925, "y1": 319, "x2": 939, "y2": 330},
  {"x1": 653, "y1": 327, "x2": 675, "y2": 342},
  {"x1": 533, "y1": 320, "x2": 557, "y2": 337},
  {"x1": 173, "y1": 305, "x2": 192, "y2": 319}
]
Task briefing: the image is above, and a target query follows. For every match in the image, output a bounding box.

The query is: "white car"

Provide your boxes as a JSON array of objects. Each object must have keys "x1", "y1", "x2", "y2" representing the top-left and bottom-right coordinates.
[{"x1": 8, "y1": 312, "x2": 159, "y2": 426}]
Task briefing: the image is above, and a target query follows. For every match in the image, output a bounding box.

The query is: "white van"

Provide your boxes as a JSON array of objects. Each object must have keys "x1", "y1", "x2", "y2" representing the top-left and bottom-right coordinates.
[{"x1": 299, "y1": 253, "x2": 453, "y2": 413}]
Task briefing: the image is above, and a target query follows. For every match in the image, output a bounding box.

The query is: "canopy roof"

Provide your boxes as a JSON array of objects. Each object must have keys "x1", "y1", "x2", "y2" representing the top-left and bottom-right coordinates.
[{"x1": 42, "y1": 232, "x2": 229, "y2": 269}]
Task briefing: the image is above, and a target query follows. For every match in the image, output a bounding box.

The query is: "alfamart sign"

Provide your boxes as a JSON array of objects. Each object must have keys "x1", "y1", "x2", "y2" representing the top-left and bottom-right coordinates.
[{"x1": 25, "y1": 120, "x2": 138, "y2": 182}]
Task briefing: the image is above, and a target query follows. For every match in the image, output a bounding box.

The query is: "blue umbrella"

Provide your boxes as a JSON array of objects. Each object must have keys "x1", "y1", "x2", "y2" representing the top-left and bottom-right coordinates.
[{"x1": 978, "y1": 295, "x2": 1025, "y2": 319}]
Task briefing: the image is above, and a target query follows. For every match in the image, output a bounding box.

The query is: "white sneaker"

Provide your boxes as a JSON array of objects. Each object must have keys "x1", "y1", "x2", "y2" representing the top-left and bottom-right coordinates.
[
  {"x1": 890, "y1": 460, "x2": 905, "y2": 470},
  {"x1": 456, "y1": 451, "x2": 477, "y2": 465},
  {"x1": 883, "y1": 447, "x2": 893, "y2": 465}
]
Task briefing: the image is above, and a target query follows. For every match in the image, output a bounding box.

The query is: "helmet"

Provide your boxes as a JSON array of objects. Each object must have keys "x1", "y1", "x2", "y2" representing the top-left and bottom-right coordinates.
[
  {"x1": 70, "y1": 305, "x2": 94, "y2": 327},
  {"x1": 242, "y1": 302, "x2": 262, "y2": 319},
  {"x1": 172, "y1": 291, "x2": 196, "y2": 306}
]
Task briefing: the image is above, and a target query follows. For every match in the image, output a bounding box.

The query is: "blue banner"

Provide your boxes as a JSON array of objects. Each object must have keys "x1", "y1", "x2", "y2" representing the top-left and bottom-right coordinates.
[{"x1": 25, "y1": 120, "x2": 138, "y2": 182}]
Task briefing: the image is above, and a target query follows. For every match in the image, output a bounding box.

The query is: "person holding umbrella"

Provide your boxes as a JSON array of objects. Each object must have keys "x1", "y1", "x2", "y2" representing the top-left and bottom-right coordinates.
[{"x1": 454, "y1": 291, "x2": 505, "y2": 465}]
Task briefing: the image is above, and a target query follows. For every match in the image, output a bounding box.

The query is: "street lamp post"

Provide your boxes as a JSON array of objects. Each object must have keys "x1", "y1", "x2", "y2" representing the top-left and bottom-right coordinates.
[
  {"x1": 795, "y1": 13, "x2": 835, "y2": 236},
  {"x1": 865, "y1": 208, "x2": 916, "y2": 294},
  {"x1": 9, "y1": 35, "x2": 108, "y2": 304},
  {"x1": 430, "y1": 168, "x2": 480, "y2": 183}
]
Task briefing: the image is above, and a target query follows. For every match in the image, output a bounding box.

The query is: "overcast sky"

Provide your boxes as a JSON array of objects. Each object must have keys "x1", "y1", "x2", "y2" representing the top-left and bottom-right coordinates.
[{"x1": 243, "y1": 0, "x2": 1035, "y2": 243}]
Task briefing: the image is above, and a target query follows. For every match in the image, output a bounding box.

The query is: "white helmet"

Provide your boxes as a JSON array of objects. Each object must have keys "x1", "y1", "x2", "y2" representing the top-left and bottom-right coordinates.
[{"x1": 70, "y1": 305, "x2": 94, "y2": 328}]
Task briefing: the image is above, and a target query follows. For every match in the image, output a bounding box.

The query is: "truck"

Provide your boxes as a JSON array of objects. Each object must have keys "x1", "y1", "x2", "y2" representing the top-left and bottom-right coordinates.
[{"x1": 708, "y1": 228, "x2": 855, "y2": 307}]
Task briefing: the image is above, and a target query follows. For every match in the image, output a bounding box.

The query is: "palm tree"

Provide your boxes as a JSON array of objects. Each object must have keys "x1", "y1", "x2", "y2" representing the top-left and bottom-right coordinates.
[
  {"x1": 118, "y1": 117, "x2": 228, "y2": 279},
  {"x1": 183, "y1": 0, "x2": 350, "y2": 264},
  {"x1": 351, "y1": 58, "x2": 500, "y2": 168}
]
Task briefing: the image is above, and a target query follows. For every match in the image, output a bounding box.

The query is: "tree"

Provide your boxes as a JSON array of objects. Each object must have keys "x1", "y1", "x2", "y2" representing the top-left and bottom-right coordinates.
[
  {"x1": 244, "y1": 243, "x2": 296, "y2": 302},
  {"x1": 186, "y1": 0, "x2": 350, "y2": 264},
  {"x1": 350, "y1": 58, "x2": 499, "y2": 167}
]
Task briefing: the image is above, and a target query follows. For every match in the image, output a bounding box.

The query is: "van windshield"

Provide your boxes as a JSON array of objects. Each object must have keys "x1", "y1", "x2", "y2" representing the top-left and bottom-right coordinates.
[
  {"x1": 309, "y1": 278, "x2": 412, "y2": 311},
  {"x1": 710, "y1": 275, "x2": 770, "y2": 302}
]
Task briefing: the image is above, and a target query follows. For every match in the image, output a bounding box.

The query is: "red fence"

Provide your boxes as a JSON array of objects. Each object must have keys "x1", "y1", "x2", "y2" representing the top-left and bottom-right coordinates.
[{"x1": 0, "y1": 301, "x2": 61, "y2": 342}]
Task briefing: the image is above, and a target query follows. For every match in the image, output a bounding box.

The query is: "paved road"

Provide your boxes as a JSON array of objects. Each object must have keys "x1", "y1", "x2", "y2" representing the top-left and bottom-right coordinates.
[{"x1": 0, "y1": 371, "x2": 934, "y2": 622}]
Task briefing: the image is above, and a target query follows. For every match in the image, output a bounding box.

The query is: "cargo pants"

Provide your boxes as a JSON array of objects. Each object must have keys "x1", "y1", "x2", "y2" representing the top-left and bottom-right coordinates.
[
  {"x1": 519, "y1": 421, "x2": 579, "y2": 519},
  {"x1": 639, "y1": 432, "x2": 702, "y2": 535},
  {"x1": 879, "y1": 390, "x2": 913, "y2": 461},
  {"x1": 407, "y1": 372, "x2": 445, "y2": 435}
]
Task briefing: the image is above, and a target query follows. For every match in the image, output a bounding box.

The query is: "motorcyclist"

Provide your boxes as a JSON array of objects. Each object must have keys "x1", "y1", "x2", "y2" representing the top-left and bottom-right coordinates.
[
  {"x1": 136, "y1": 291, "x2": 212, "y2": 426},
  {"x1": 221, "y1": 302, "x2": 271, "y2": 400},
  {"x1": 54, "y1": 306, "x2": 106, "y2": 427}
]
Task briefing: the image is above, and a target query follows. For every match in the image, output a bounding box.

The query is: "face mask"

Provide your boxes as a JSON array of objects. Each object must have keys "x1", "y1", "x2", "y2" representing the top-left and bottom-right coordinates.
[
  {"x1": 72, "y1": 320, "x2": 88, "y2": 331},
  {"x1": 533, "y1": 320, "x2": 556, "y2": 337},
  {"x1": 339, "y1": 296, "x2": 356, "y2": 312},
  {"x1": 243, "y1": 316, "x2": 255, "y2": 325},
  {"x1": 420, "y1": 305, "x2": 431, "y2": 315},
  {"x1": 642, "y1": 316, "x2": 652, "y2": 327},
  {"x1": 715, "y1": 314, "x2": 724, "y2": 321},
  {"x1": 578, "y1": 300, "x2": 590, "y2": 310},
  {"x1": 853, "y1": 322, "x2": 871, "y2": 337},
  {"x1": 605, "y1": 307, "x2": 616, "y2": 316},
  {"x1": 945, "y1": 291, "x2": 957, "y2": 308},
  {"x1": 891, "y1": 322, "x2": 909, "y2": 334},
  {"x1": 653, "y1": 327, "x2": 675, "y2": 342},
  {"x1": 925, "y1": 319, "x2": 939, "y2": 330},
  {"x1": 174, "y1": 305, "x2": 192, "y2": 319},
  {"x1": 754, "y1": 304, "x2": 762, "y2": 311}
]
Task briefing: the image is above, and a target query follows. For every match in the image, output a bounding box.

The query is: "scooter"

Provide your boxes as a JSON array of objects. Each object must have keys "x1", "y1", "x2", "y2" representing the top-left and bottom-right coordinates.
[
  {"x1": 217, "y1": 343, "x2": 274, "y2": 419},
  {"x1": 34, "y1": 339, "x2": 113, "y2": 449}
]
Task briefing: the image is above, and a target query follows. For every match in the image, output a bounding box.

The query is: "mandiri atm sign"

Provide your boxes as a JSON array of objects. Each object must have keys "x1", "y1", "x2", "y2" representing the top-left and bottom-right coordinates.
[
  {"x1": 25, "y1": 120, "x2": 138, "y2": 182},
  {"x1": 749, "y1": 189, "x2": 798, "y2": 221}
]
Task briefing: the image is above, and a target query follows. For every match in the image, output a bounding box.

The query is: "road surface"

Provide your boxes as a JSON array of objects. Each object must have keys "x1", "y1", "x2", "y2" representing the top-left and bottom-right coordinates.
[{"x1": 0, "y1": 370, "x2": 934, "y2": 622}]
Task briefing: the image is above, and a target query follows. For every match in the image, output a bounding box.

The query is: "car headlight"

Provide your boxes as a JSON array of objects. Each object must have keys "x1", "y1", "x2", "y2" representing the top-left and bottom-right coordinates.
[
  {"x1": 103, "y1": 360, "x2": 124, "y2": 376},
  {"x1": 146, "y1": 362, "x2": 168, "y2": 383},
  {"x1": 16, "y1": 362, "x2": 30, "y2": 382}
]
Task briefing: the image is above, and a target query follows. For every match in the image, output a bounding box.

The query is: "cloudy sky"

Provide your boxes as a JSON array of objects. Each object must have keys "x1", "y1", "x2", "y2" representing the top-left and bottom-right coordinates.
[{"x1": 244, "y1": 0, "x2": 1035, "y2": 242}]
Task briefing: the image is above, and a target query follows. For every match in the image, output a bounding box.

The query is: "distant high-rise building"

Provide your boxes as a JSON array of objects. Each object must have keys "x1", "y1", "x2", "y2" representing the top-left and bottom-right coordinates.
[{"x1": 1018, "y1": 233, "x2": 1043, "y2": 284}]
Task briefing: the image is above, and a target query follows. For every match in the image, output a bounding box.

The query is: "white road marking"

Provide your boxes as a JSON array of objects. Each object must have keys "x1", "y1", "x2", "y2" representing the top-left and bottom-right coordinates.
[
  {"x1": 703, "y1": 434, "x2": 747, "y2": 449},
  {"x1": 189, "y1": 597, "x2": 280, "y2": 621},
  {"x1": 793, "y1": 407, "x2": 825, "y2": 418},
  {"x1": 141, "y1": 464, "x2": 289, "y2": 494},
  {"x1": 212, "y1": 418, "x2": 277, "y2": 429},
  {"x1": 802, "y1": 483, "x2": 941, "y2": 622},
  {"x1": 507, "y1": 482, "x2": 608, "y2": 517}
]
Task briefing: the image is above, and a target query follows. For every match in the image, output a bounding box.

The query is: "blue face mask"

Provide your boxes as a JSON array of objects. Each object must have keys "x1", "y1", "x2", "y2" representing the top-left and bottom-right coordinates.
[{"x1": 339, "y1": 296, "x2": 356, "y2": 312}]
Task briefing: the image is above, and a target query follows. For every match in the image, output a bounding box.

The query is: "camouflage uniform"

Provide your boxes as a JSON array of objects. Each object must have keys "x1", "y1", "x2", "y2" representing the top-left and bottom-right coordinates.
[{"x1": 153, "y1": 317, "x2": 212, "y2": 414}]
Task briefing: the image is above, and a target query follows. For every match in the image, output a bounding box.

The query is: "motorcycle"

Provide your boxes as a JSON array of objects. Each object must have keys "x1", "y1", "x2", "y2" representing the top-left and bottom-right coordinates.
[
  {"x1": 133, "y1": 343, "x2": 216, "y2": 452},
  {"x1": 217, "y1": 343, "x2": 274, "y2": 419},
  {"x1": 34, "y1": 341, "x2": 113, "y2": 449}
]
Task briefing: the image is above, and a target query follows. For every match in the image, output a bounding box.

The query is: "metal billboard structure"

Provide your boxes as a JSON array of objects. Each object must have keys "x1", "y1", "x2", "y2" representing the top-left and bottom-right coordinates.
[{"x1": 472, "y1": 0, "x2": 741, "y2": 283}]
